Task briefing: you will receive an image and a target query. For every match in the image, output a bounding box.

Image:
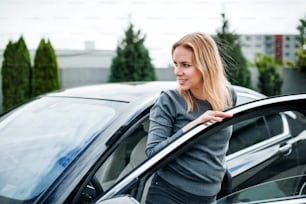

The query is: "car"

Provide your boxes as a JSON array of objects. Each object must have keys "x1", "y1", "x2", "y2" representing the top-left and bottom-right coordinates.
[{"x1": 0, "y1": 81, "x2": 305, "y2": 204}]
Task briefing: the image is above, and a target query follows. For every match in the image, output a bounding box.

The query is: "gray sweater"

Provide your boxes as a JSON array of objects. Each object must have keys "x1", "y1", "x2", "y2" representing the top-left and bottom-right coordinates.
[{"x1": 146, "y1": 89, "x2": 234, "y2": 196}]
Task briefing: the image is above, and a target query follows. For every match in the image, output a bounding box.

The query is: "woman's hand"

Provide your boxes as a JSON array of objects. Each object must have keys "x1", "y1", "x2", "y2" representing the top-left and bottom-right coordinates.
[
  {"x1": 197, "y1": 110, "x2": 233, "y2": 123},
  {"x1": 182, "y1": 111, "x2": 233, "y2": 132}
]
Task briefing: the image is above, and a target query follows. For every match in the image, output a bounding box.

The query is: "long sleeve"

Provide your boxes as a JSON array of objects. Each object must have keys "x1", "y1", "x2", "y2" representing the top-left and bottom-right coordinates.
[{"x1": 145, "y1": 91, "x2": 184, "y2": 158}]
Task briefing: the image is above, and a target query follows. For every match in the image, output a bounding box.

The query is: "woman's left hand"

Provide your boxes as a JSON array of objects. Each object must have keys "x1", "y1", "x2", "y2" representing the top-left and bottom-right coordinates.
[
  {"x1": 182, "y1": 111, "x2": 233, "y2": 132},
  {"x1": 197, "y1": 110, "x2": 233, "y2": 124}
]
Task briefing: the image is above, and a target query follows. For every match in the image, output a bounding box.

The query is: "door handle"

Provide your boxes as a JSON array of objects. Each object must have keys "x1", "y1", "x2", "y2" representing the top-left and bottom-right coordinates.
[{"x1": 279, "y1": 142, "x2": 292, "y2": 156}]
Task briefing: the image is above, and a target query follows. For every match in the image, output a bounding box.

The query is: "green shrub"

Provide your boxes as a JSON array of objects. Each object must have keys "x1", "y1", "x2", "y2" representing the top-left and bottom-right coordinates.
[
  {"x1": 295, "y1": 48, "x2": 306, "y2": 72},
  {"x1": 255, "y1": 53, "x2": 283, "y2": 96}
]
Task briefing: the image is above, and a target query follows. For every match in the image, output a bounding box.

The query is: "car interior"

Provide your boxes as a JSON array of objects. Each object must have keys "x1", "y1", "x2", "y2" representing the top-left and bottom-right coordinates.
[
  {"x1": 92, "y1": 116, "x2": 234, "y2": 203},
  {"x1": 95, "y1": 119, "x2": 149, "y2": 191}
]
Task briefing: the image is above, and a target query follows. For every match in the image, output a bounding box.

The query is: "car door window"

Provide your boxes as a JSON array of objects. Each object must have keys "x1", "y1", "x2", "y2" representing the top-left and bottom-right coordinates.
[
  {"x1": 228, "y1": 116, "x2": 270, "y2": 154},
  {"x1": 264, "y1": 113, "x2": 283, "y2": 136},
  {"x1": 228, "y1": 112, "x2": 285, "y2": 155}
]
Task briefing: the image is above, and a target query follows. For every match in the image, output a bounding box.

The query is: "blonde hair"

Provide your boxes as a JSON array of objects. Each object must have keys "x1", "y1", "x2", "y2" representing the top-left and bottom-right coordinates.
[{"x1": 172, "y1": 32, "x2": 232, "y2": 112}]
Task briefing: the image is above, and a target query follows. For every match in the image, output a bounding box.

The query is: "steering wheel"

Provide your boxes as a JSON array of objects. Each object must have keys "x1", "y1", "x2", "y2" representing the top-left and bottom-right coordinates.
[
  {"x1": 71, "y1": 175, "x2": 104, "y2": 204},
  {"x1": 91, "y1": 175, "x2": 104, "y2": 195}
]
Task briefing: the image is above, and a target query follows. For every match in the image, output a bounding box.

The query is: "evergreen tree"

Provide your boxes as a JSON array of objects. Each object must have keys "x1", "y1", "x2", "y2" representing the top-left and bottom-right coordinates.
[
  {"x1": 297, "y1": 18, "x2": 306, "y2": 48},
  {"x1": 214, "y1": 13, "x2": 251, "y2": 88},
  {"x1": 1, "y1": 37, "x2": 31, "y2": 111},
  {"x1": 109, "y1": 23, "x2": 156, "y2": 82},
  {"x1": 32, "y1": 38, "x2": 60, "y2": 96},
  {"x1": 17, "y1": 37, "x2": 32, "y2": 98},
  {"x1": 296, "y1": 17, "x2": 306, "y2": 72}
]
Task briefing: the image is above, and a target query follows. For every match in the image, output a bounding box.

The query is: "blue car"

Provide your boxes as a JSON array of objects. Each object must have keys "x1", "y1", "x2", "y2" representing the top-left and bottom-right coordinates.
[{"x1": 0, "y1": 81, "x2": 305, "y2": 204}]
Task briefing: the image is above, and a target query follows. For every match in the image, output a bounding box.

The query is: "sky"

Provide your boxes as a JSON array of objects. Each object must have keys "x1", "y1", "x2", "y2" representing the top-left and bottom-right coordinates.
[{"x1": 0, "y1": 0, "x2": 305, "y2": 67}]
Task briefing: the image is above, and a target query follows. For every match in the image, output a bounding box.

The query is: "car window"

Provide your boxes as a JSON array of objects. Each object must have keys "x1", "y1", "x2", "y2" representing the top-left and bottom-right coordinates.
[
  {"x1": 284, "y1": 111, "x2": 306, "y2": 137},
  {"x1": 265, "y1": 113, "x2": 283, "y2": 136},
  {"x1": 228, "y1": 113, "x2": 285, "y2": 155},
  {"x1": 228, "y1": 116, "x2": 269, "y2": 154}
]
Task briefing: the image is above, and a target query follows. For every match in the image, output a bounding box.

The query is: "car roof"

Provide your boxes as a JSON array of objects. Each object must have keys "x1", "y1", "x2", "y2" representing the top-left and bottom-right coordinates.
[
  {"x1": 46, "y1": 81, "x2": 266, "y2": 103},
  {"x1": 233, "y1": 85, "x2": 266, "y2": 99},
  {"x1": 46, "y1": 81, "x2": 177, "y2": 103}
]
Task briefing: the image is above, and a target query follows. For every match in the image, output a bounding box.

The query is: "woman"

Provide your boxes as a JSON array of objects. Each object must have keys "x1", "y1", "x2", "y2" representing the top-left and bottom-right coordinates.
[{"x1": 145, "y1": 32, "x2": 236, "y2": 204}]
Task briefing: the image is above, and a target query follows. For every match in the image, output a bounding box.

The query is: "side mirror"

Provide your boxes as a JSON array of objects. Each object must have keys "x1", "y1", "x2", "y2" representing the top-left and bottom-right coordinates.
[{"x1": 96, "y1": 196, "x2": 140, "y2": 204}]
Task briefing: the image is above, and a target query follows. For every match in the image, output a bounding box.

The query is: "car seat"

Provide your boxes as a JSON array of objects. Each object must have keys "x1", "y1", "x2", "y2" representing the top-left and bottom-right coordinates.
[{"x1": 117, "y1": 136, "x2": 148, "y2": 180}]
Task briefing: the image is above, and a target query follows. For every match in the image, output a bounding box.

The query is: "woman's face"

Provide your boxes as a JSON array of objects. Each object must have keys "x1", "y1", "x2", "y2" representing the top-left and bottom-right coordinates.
[{"x1": 173, "y1": 46, "x2": 203, "y2": 96}]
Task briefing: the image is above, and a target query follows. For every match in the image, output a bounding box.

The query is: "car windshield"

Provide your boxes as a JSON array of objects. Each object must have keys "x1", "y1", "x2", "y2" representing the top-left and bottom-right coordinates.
[{"x1": 0, "y1": 97, "x2": 116, "y2": 201}]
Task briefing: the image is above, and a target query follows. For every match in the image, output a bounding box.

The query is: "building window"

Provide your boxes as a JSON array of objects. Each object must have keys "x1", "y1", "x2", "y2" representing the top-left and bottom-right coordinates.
[{"x1": 265, "y1": 36, "x2": 272, "y2": 40}]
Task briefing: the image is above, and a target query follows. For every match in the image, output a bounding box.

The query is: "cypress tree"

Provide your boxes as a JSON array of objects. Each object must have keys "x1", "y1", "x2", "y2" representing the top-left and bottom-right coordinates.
[
  {"x1": 32, "y1": 38, "x2": 60, "y2": 96},
  {"x1": 214, "y1": 13, "x2": 251, "y2": 88},
  {"x1": 109, "y1": 23, "x2": 156, "y2": 82},
  {"x1": 16, "y1": 37, "x2": 32, "y2": 98},
  {"x1": 2, "y1": 41, "x2": 16, "y2": 111},
  {"x1": 1, "y1": 37, "x2": 31, "y2": 111}
]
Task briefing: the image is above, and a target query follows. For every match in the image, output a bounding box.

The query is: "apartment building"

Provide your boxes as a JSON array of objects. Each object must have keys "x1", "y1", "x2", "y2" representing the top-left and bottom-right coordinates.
[{"x1": 240, "y1": 34, "x2": 300, "y2": 64}]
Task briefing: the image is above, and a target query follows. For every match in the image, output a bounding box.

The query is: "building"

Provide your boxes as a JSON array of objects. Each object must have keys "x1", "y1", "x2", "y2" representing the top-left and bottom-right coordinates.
[{"x1": 240, "y1": 34, "x2": 300, "y2": 63}]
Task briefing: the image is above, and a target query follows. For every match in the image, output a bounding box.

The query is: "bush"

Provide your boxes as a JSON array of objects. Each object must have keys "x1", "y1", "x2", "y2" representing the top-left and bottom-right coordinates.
[
  {"x1": 295, "y1": 48, "x2": 306, "y2": 72},
  {"x1": 255, "y1": 53, "x2": 283, "y2": 96}
]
